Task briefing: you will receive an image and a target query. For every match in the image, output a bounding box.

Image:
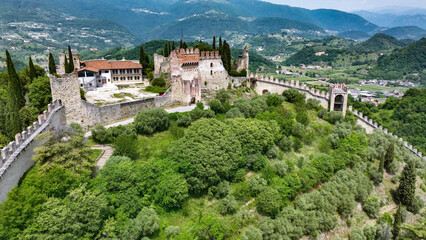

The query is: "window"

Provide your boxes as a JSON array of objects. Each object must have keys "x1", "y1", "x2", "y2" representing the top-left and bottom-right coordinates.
[
  {"x1": 78, "y1": 71, "x2": 85, "y2": 77},
  {"x1": 211, "y1": 63, "x2": 213, "y2": 67},
  {"x1": 128, "y1": 76, "x2": 132, "y2": 80},
  {"x1": 104, "y1": 70, "x2": 109, "y2": 73},
  {"x1": 86, "y1": 71, "x2": 94, "y2": 77},
  {"x1": 211, "y1": 70, "x2": 213, "y2": 76}
]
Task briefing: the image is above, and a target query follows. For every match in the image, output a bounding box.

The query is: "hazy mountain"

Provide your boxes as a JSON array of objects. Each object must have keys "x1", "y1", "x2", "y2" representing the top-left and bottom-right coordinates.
[
  {"x1": 0, "y1": 0, "x2": 382, "y2": 42},
  {"x1": 337, "y1": 31, "x2": 371, "y2": 41},
  {"x1": 355, "y1": 11, "x2": 426, "y2": 29},
  {"x1": 380, "y1": 26, "x2": 426, "y2": 40}
]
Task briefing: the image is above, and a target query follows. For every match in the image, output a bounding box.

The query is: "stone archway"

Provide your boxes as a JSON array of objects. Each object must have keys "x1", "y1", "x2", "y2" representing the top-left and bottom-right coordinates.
[
  {"x1": 334, "y1": 95, "x2": 344, "y2": 111},
  {"x1": 262, "y1": 89, "x2": 269, "y2": 95}
]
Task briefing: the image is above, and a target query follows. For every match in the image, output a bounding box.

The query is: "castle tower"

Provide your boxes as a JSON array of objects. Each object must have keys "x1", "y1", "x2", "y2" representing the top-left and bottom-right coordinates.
[
  {"x1": 329, "y1": 83, "x2": 349, "y2": 116},
  {"x1": 237, "y1": 45, "x2": 249, "y2": 77},
  {"x1": 58, "y1": 53, "x2": 80, "y2": 74},
  {"x1": 49, "y1": 73, "x2": 86, "y2": 124}
]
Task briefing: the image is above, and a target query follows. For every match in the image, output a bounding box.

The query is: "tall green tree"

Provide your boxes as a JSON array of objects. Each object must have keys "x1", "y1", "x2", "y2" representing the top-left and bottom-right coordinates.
[
  {"x1": 219, "y1": 37, "x2": 223, "y2": 55},
  {"x1": 213, "y1": 36, "x2": 216, "y2": 50},
  {"x1": 64, "y1": 55, "x2": 70, "y2": 74},
  {"x1": 48, "y1": 53, "x2": 56, "y2": 74},
  {"x1": 172, "y1": 41, "x2": 175, "y2": 50},
  {"x1": 384, "y1": 142, "x2": 394, "y2": 172},
  {"x1": 67, "y1": 46, "x2": 74, "y2": 73},
  {"x1": 182, "y1": 42, "x2": 188, "y2": 49},
  {"x1": 179, "y1": 39, "x2": 183, "y2": 49},
  {"x1": 222, "y1": 41, "x2": 231, "y2": 72},
  {"x1": 28, "y1": 56, "x2": 37, "y2": 81},
  {"x1": 139, "y1": 46, "x2": 145, "y2": 65},
  {"x1": 392, "y1": 205, "x2": 402, "y2": 239},
  {"x1": 168, "y1": 42, "x2": 172, "y2": 56},
  {"x1": 6, "y1": 50, "x2": 24, "y2": 136},
  {"x1": 398, "y1": 161, "x2": 416, "y2": 206}
]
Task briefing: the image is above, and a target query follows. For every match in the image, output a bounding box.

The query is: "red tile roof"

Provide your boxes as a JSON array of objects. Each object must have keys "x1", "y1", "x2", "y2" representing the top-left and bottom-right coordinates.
[{"x1": 79, "y1": 60, "x2": 142, "y2": 71}]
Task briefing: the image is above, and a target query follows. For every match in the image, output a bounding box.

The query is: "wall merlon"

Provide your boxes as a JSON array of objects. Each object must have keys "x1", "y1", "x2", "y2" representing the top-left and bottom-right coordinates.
[
  {"x1": 1, "y1": 147, "x2": 9, "y2": 160},
  {"x1": 8, "y1": 141, "x2": 15, "y2": 152},
  {"x1": 384, "y1": 128, "x2": 388, "y2": 134},
  {"x1": 15, "y1": 134, "x2": 22, "y2": 145},
  {"x1": 43, "y1": 110, "x2": 48, "y2": 120}
]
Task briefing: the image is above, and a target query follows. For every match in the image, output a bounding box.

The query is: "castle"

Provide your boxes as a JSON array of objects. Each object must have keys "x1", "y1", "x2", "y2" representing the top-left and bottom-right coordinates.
[{"x1": 154, "y1": 46, "x2": 250, "y2": 105}]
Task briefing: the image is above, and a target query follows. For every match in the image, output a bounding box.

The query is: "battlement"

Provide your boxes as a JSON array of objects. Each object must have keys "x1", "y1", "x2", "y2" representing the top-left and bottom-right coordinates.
[
  {"x1": 0, "y1": 99, "x2": 63, "y2": 170},
  {"x1": 200, "y1": 51, "x2": 220, "y2": 59},
  {"x1": 329, "y1": 83, "x2": 348, "y2": 93}
]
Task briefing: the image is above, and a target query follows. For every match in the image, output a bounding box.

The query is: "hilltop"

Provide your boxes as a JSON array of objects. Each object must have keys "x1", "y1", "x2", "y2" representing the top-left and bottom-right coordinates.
[{"x1": 355, "y1": 33, "x2": 404, "y2": 52}]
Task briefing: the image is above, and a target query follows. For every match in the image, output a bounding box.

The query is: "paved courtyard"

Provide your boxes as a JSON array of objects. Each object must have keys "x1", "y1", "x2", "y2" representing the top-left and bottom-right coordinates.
[{"x1": 85, "y1": 85, "x2": 158, "y2": 106}]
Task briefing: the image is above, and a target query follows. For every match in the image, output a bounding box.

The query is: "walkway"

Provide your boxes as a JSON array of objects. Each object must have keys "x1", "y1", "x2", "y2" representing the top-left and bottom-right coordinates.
[
  {"x1": 85, "y1": 105, "x2": 199, "y2": 138},
  {"x1": 91, "y1": 145, "x2": 115, "y2": 170}
]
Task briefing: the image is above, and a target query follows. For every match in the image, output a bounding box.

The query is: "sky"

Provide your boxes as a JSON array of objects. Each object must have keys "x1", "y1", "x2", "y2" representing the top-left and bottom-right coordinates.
[{"x1": 262, "y1": 0, "x2": 426, "y2": 12}]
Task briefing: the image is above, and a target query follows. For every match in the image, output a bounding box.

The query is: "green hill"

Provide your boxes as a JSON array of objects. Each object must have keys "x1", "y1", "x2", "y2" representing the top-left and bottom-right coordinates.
[
  {"x1": 369, "y1": 38, "x2": 426, "y2": 81},
  {"x1": 337, "y1": 31, "x2": 371, "y2": 40},
  {"x1": 355, "y1": 33, "x2": 404, "y2": 52},
  {"x1": 283, "y1": 46, "x2": 349, "y2": 66}
]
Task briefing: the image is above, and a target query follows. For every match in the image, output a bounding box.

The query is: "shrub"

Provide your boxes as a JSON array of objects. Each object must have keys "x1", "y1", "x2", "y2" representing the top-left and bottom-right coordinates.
[
  {"x1": 151, "y1": 77, "x2": 166, "y2": 87},
  {"x1": 318, "y1": 109, "x2": 327, "y2": 118},
  {"x1": 296, "y1": 111, "x2": 309, "y2": 126},
  {"x1": 266, "y1": 145, "x2": 279, "y2": 159},
  {"x1": 293, "y1": 138, "x2": 303, "y2": 152},
  {"x1": 247, "y1": 175, "x2": 267, "y2": 196},
  {"x1": 278, "y1": 136, "x2": 293, "y2": 152},
  {"x1": 215, "y1": 89, "x2": 231, "y2": 103},
  {"x1": 234, "y1": 169, "x2": 246, "y2": 182},
  {"x1": 176, "y1": 114, "x2": 191, "y2": 127},
  {"x1": 135, "y1": 108, "x2": 169, "y2": 135},
  {"x1": 154, "y1": 173, "x2": 189, "y2": 209},
  {"x1": 325, "y1": 111, "x2": 344, "y2": 124},
  {"x1": 165, "y1": 226, "x2": 180, "y2": 239},
  {"x1": 307, "y1": 98, "x2": 320, "y2": 110},
  {"x1": 170, "y1": 124, "x2": 185, "y2": 139},
  {"x1": 282, "y1": 88, "x2": 306, "y2": 104},
  {"x1": 376, "y1": 222, "x2": 392, "y2": 240},
  {"x1": 203, "y1": 109, "x2": 215, "y2": 118},
  {"x1": 91, "y1": 124, "x2": 110, "y2": 144},
  {"x1": 362, "y1": 197, "x2": 380, "y2": 219},
  {"x1": 121, "y1": 207, "x2": 159, "y2": 239},
  {"x1": 266, "y1": 93, "x2": 285, "y2": 107},
  {"x1": 407, "y1": 195, "x2": 424, "y2": 214},
  {"x1": 369, "y1": 168, "x2": 384, "y2": 186},
  {"x1": 241, "y1": 225, "x2": 263, "y2": 240},
  {"x1": 196, "y1": 102, "x2": 204, "y2": 110},
  {"x1": 292, "y1": 122, "x2": 305, "y2": 139},
  {"x1": 216, "y1": 181, "x2": 230, "y2": 198},
  {"x1": 145, "y1": 85, "x2": 166, "y2": 93},
  {"x1": 225, "y1": 107, "x2": 244, "y2": 118},
  {"x1": 219, "y1": 195, "x2": 238, "y2": 215},
  {"x1": 247, "y1": 154, "x2": 268, "y2": 172},
  {"x1": 190, "y1": 107, "x2": 204, "y2": 121},
  {"x1": 256, "y1": 187, "x2": 283, "y2": 217},
  {"x1": 113, "y1": 134, "x2": 139, "y2": 160},
  {"x1": 275, "y1": 161, "x2": 288, "y2": 177}
]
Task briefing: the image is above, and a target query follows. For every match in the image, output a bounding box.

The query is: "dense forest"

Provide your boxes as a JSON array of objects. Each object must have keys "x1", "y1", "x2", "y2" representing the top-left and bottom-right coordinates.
[{"x1": 0, "y1": 87, "x2": 424, "y2": 239}]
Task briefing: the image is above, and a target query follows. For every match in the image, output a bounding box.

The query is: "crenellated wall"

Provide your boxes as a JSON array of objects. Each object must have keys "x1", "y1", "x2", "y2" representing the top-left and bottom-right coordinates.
[
  {"x1": 250, "y1": 73, "x2": 330, "y2": 109},
  {"x1": 0, "y1": 100, "x2": 66, "y2": 203},
  {"x1": 348, "y1": 106, "x2": 425, "y2": 161}
]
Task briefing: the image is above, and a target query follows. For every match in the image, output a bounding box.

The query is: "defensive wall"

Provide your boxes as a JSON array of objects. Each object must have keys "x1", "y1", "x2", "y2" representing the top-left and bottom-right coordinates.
[
  {"x1": 0, "y1": 100, "x2": 66, "y2": 203},
  {"x1": 50, "y1": 73, "x2": 176, "y2": 128},
  {"x1": 250, "y1": 73, "x2": 330, "y2": 109}
]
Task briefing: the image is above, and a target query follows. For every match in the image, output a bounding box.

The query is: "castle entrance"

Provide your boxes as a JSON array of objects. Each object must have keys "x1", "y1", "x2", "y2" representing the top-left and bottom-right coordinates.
[
  {"x1": 334, "y1": 95, "x2": 344, "y2": 111},
  {"x1": 190, "y1": 97, "x2": 196, "y2": 105}
]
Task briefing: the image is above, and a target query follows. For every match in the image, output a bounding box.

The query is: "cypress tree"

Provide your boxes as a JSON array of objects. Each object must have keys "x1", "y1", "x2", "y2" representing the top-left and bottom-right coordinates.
[
  {"x1": 379, "y1": 155, "x2": 385, "y2": 173},
  {"x1": 172, "y1": 41, "x2": 175, "y2": 50},
  {"x1": 28, "y1": 56, "x2": 37, "y2": 81},
  {"x1": 48, "y1": 53, "x2": 57, "y2": 74},
  {"x1": 164, "y1": 42, "x2": 168, "y2": 57},
  {"x1": 139, "y1": 46, "x2": 144, "y2": 65},
  {"x1": 67, "y1": 46, "x2": 74, "y2": 72},
  {"x1": 222, "y1": 41, "x2": 231, "y2": 72},
  {"x1": 213, "y1": 36, "x2": 216, "y2": 50},
  {"x1": 398, "y1": 161, "x2": 416, "y2": 206},
  {"x1": 384, "y1": 142, "x2": 394, "y2": 172},
  {"x1": 392, "y1": 205, "x2": 402, "y2": 239},
  {"x1": 182, "y1": 42, "x2": 188, "y2": 49},
  {"x1": 180, "y1": 39, "x2": 183, "y2": 49},
  {"x1": 168, "y1": 42, "x2": 172, "y2": 56},
  {"x1": 64, "y1": 55, "x2": 70, "y2": 73},
  {"x1": 5, "y1": 50, "x2": 23, "y2": 136},
  {"x1": 219, "y1": 37, "x2": 223, "y2": 55}
]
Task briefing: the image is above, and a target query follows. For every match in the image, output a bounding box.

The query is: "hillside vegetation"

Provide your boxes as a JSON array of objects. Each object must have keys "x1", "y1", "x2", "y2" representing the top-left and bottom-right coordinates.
[{"x1": 0, "y1": 89, "x2": 424, "y2": 239}]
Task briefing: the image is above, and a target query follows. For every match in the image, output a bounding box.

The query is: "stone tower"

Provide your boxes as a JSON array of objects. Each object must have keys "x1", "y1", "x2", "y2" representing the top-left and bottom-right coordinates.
[
  {"x1": 237, "y1": 45, "x2": 249, "y2": 76},
  {"x1": 49, "y1": 73, "x2": 86, "y2": 124},
  {"x1": 58, "y1": 53, "x2": 80, "y2": 74},
  {"x1": 329, "y1": 83, "x2": 349, "y2": 116}
]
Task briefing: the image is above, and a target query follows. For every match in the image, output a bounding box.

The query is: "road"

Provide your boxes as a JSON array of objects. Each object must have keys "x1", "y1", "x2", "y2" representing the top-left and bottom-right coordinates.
[{"x1": 85, "y1": 105, "x2": 200, "y2": 138}]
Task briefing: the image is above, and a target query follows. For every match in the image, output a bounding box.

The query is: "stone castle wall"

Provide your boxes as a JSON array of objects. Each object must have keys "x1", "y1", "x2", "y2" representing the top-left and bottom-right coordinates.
[
  {"x1": 251, "y1": 74, "x2": 330, "y2": 109},
  {"x1": 0, "y1": 100, "x2": 66, "y2": 203},
  {"x1": 50, "y1": 74, "x2": 175, "y2": 128}
]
